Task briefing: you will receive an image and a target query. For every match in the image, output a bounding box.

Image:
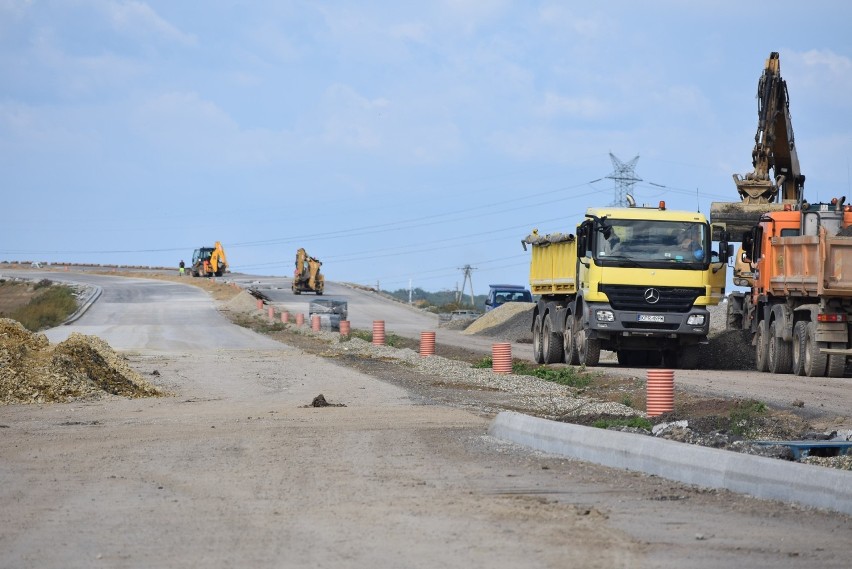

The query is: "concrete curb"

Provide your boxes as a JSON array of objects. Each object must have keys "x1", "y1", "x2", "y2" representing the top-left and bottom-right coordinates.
[
  {"x1": 488, "y1": 411, "x2": 852, "y2": 516},
  {"x1": 63, "y1": 284, "x2": 102, "y2": 325}
]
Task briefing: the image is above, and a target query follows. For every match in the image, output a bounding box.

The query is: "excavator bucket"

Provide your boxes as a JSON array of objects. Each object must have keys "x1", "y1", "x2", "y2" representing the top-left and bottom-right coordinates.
[{"x1": 710, "y1": 201, "x2": 787, "y2": 241}]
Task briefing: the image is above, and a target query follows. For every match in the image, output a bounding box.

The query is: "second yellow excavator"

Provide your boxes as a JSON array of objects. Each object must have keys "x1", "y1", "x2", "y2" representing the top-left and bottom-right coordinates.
[{"x1": 292, "y1": 248, "x2": 324, "y2": 295}]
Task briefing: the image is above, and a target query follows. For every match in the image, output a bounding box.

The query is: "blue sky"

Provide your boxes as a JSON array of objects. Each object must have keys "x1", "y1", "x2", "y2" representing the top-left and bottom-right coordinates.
[{"x1": 3, "y1": 1, "x2": 852, "y2": 294}]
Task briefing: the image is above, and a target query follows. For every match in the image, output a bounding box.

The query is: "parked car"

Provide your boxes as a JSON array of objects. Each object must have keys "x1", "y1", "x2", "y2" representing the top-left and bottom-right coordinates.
[{"x1": 485, "y1": 284, "x2": 532, "y2": 312}]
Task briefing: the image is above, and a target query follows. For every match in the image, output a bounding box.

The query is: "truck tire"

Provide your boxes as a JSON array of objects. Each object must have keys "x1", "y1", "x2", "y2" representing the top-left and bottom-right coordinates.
[
  {"x1": 767, "y1": 320, "x2": 792, "y2": 374},
  {"x1": 293, "y1": 290, "x2": 301, "y2": 295},
  {"x1": 826, "y1": 343, "x2": 846, "y2": 377},
  {"x1": 791, "y1": 321, "x2": 807, "y2": 376},
  {"x1": 542, "y1": 313, "x2": 564, "y2": 364},
  {"x1": 726, "y1": 298, "x2": 742, "y2": 330},
  {"x1": 563, "y1": 312, "x2": 579, "y2": 365},
  {"x1": 803, "y1": 321, "x2": 827, "y2": 377},
  {"x1": 576, "y1": 328, "x2": 600, "y2": 366},
  {"x1": 532, "y1": 314, "x2": 544, "y2": 364},
  {"x1": 754, "y1": 320, "x2": 769, "y2": 372}
]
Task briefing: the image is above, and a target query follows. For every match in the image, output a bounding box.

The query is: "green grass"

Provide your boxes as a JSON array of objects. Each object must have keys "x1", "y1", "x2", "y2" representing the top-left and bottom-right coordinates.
[
  {"x1": 729, "y1": 399, "x2": 767, "y2": 436},
  {"x1": 349, "y1": 329, "x2": 407, "y2": 347},
  {"x1": 9, "y1": 285, "x2": 78, "y2": 331},
  {"x1": 473, "y1": 357, "x2": 591, "y2": 388},
  {"x1": 229, "y1": 312, "x2": 287, "y2": 333},
  {"x1": 591, "y1": 416, "x2": 653, "y2": 430}
]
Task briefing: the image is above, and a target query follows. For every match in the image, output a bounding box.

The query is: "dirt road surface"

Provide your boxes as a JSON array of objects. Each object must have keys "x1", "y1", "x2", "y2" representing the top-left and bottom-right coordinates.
[{"x1": 1, "y1": 271, "x2": 851, "y2": 568}]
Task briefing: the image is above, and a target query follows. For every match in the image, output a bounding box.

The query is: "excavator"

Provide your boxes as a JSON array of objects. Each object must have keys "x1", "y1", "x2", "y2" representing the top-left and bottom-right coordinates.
[
  {"x1": 710, "y1": 52, "x2": 805, "y2": 240},
  {"x1": 190, "y1": 241, "x2": 228, "y2": 277},
  {"x1": 292, "y1": 248, "x2": 324, "y2": 295}
]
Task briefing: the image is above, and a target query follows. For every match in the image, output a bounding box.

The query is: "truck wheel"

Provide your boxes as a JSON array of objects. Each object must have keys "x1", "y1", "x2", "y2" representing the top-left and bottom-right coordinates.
[
  {"x1": 791, "y1": 321, "x2": 807, "y2": 376},
  {"x1": 754, "y1": 320, "x2": 769, "y2": 372},
  {"x1": 532, "y1": 314, "x2": 545, "y2": 364},
  {"x1": 563, "y1": 313, "x2": 579, "y2": 365},
  {"x1": 726, "y1": 299, "x2": 742, "y2": 330},
  {"x1": 826, "y1": 343, "x2": 846, "y2": 377},
  {"x1": 542, "y1": 313, "x2": 564, "y2": 364},
  {"x1": 576, "y1": 328, "x2": 600, "y2": 366},
  {"x1": 293, "y1": 290, "x2": 301, "y2": 295},
  {"x1": 803, "y1": 322, "x2": 827, "y2": 377},
  {"x1": 767, "y1": 320, "x2": 792, "y2": 374}
]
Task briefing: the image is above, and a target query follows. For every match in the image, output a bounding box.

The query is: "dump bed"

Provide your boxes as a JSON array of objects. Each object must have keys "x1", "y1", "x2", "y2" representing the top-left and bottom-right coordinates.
[
  {"x1": 767, "y1": 234, "x2": 852, "y2": 297},
  {"x1": 526, "y1": 233, "x2": 577, "y2": 296}
]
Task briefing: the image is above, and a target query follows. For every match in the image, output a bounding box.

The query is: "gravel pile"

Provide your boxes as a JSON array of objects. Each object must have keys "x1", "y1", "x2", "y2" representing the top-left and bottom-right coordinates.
[{"x1": 0, "y1": 318, "x2": 165, "y2": 404}]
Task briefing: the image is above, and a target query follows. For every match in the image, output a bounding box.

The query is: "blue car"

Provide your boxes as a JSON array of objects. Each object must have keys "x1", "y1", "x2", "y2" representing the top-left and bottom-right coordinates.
[{"x1": 485, "y1": 284, "x2": 532, "y2": 312}]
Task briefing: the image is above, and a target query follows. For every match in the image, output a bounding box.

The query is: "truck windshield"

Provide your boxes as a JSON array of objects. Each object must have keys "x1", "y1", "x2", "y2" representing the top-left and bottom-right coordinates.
[{"x1": 596, "y1": 220, "x2": 708, "y2": 266}]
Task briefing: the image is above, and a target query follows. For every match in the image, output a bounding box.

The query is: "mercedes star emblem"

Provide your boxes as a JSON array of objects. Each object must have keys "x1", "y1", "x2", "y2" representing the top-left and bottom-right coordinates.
[{"x1": 644, "y1": 288, "x2": 661, "y2": 304}]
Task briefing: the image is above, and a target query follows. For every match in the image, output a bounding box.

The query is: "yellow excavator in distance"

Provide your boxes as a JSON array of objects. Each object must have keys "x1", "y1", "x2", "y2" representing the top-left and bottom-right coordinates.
[
  {"x1": 292, "y1": 248, "x2": 324, "y2": 295},
  {"x1": 710, "y1": 51, "x2": 805, "y2": 240},
  {"x1": 190, "y1": 241, "x2": 228, "y2": 277}
]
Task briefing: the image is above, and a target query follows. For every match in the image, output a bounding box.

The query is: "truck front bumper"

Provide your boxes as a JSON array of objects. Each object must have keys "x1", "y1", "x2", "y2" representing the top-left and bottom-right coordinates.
[{"x1": 585, "y1": 302, "x2": 710, "y2": 340}]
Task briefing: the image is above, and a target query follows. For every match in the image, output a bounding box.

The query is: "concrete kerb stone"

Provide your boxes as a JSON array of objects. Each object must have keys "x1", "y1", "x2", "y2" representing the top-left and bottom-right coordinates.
[
  {"x1": 488, "y1": 411, "x2": 852, "y2": 517},
  {"x1": 63, "y1": 284, "x2": 103, "y2": 325}
]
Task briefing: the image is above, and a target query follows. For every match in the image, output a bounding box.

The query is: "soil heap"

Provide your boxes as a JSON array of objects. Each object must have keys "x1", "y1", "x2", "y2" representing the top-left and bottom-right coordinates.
[{"x1": 0, "y1": 318, "x2": 164, "y2": 404}]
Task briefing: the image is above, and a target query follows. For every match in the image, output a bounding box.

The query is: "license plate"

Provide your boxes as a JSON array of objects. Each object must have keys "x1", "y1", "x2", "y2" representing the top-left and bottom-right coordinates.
[{"x1": 638, "y1": 314, "x2": 665, "y2": 323}]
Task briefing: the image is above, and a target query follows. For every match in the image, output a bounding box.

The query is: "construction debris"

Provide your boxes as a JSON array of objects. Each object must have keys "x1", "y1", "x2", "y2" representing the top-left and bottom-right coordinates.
[
  {"x1": 0, "y1": 318, "x2": 165, "y2": 404},
  {"x1": 304, "y1": 394, "x2": 346, "y2": 408}
]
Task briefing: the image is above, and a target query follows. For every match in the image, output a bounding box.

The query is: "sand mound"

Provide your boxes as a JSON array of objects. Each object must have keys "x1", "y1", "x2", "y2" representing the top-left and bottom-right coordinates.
[
  {"x1": 463, "y1": 302, "x2": 534, "y2": 335},
  {"x1": 0, "y1": 318, "x2": 164, "y2": 404},
  {"x1": 222, "y1": 290, "x2": 262, "y2": 314}
]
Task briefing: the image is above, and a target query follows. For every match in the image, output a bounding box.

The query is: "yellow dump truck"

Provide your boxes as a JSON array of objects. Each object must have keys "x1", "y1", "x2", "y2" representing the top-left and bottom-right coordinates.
[{"x1": 523, "y1": 200, "x2": 731, "y2": 368}]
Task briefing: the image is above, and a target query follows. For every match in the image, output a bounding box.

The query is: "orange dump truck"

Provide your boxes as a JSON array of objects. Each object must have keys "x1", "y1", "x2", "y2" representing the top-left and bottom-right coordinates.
[{"x1": 726, "y1": 199, "x2": 852, "y2": 376}]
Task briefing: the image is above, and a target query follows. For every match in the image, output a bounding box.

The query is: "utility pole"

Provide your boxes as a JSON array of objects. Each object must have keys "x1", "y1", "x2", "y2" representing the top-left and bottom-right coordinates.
[
  {"x1": 408, "y1": 279, "x2": 413, "y2": 305},
  {"x1": 458, "y1": 265, "x2": 476, "y2": 308}
]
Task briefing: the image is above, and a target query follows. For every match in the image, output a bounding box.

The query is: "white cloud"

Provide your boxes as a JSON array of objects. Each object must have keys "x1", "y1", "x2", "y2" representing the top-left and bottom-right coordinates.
[
  {"x1": 537, "y1": 3, "x2": 603, "y2": 38},
  {"x1": 537, "y1": 92, "x2": 608, "y2": 119},
  {"x1": 317, "y1": 84, "x2": 390, "y2": 150},
  {"x1": 130, "y1": 91, "x2": 289, "y2": 167},
  {"x1": 103, "y1": 0, "x2": 197, "y2": 46}
]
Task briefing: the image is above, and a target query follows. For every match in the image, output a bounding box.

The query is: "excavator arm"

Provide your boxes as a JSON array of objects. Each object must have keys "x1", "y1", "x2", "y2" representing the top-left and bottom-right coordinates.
[
  {"x1": 711, "y1": 52, "x2": 805, "y2": 238},
  {"x1": 209, "y1": 241, "x2": 227, "y2": 274}
]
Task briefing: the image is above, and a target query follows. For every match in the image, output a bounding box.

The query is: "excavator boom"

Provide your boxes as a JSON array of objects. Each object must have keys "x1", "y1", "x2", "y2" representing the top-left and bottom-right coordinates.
[{"x1": 711, "y1": 52, "x2": 805, "y2": 238}]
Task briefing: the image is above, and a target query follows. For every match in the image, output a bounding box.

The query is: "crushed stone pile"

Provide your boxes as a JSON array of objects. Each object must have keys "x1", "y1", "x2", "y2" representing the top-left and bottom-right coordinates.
[
  {"x1": 0, "y1": 318, "x2": 164, "y2": 405},
  {"x1": 221, "y1": 290, "x2": 262, "y2": 313},
  {"x1": 462, "y1": 302, "x2": 534, "y2": 339}
]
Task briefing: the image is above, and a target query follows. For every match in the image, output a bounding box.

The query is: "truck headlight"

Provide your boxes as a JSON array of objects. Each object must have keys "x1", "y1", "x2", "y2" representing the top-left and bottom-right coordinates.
[
  {"x1": 687, "y1": 314, "x2": 705, "y2": 325},
  {"x1": 596, "y1": 310, "x2": 615, "y2": 322}
]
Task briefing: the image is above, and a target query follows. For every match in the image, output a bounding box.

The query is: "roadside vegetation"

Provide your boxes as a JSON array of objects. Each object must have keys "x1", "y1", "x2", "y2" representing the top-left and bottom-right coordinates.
[
  {"x1": 472, "y1": 356, "x2": 592, "y2": 388},
  {"x1": 0, "y1": 279, "x2": 77, "y2": 331}
]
